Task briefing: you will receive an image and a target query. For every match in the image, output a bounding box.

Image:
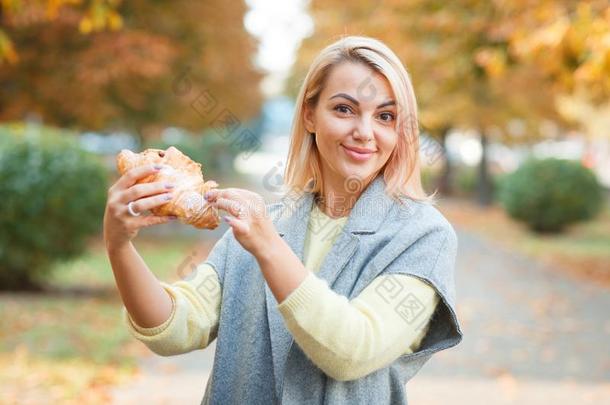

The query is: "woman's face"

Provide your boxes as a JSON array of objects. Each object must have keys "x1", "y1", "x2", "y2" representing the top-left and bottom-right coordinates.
[{"x1": 304, "y1": 62, "x2": 399, "y2": 190}]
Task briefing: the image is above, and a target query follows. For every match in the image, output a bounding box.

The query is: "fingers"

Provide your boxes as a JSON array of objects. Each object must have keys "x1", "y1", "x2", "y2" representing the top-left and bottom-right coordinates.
[
  {"x1": 119, "y1": 181, "x2": 174, "y2": 204},
  {"x1": 139, "y1": 214, "x2": 177, "y2": 228},
  {"x1": 222, "y1": 214, "x2": 249, "y2": 234},
  {"x1": 204, "y1": 188, "x2": 239, "y2": 203},
  {"x1": 114, "y1": 164, "x2": 163, "y2": 191},
  {"x1": 214, "y1": 197, "x2": 244, "y2": 218},
  {"x1": 205, "y1": 188, "x2": 267, "y2": 219},
  {"x1": 127, "y1": 192, "x2": 174, "y2": 215}
]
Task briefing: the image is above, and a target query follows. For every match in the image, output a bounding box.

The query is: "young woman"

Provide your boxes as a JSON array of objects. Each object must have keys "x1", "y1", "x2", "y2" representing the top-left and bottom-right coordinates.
[{"x1": 104, "y1": 36, "x2": 462, "y2": 404}]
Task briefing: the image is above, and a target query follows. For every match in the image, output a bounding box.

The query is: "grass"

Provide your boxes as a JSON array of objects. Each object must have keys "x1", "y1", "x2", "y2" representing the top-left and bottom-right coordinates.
[
  {"x1": 44, "y1": 235, "x2": 212, "y2": 290},
  {"x1": 0, "y1": 234, "x2": 211, "y2": 404},
  {"x1": 438, "y1": 197, "x2": 610, "y2": 285},
  {"x1": 0, "y1": 296, "x2": 137, "y2": 404}
]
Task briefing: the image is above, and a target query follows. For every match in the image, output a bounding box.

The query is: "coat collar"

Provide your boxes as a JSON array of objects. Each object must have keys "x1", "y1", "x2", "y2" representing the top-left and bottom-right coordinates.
[
  {"x1": 274, "y1": 173, "x2": 395, "y2": 237},
  {"x1": 265, "y1": 173, "x2": 398, "y2": 400}
]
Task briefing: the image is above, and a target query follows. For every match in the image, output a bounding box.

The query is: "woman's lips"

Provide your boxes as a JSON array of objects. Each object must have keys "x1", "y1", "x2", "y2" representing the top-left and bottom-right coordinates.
[{"x1": 341, "y1": 144, "x2": 375, "y2": 161}]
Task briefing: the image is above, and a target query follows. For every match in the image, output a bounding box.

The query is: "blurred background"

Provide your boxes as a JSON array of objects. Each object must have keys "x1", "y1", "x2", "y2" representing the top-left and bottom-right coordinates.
[{"x1": 1, "y1": 0, "x2": 609, "y2": 404}]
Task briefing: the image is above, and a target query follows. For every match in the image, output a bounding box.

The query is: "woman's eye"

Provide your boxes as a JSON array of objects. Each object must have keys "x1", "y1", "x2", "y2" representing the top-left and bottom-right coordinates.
[
  {"x1": 334, "y1": 105, "x2": 352, "y2": 114},
  {"x1": 379, "y1": 112, "x2": 395, "y2": 122}
]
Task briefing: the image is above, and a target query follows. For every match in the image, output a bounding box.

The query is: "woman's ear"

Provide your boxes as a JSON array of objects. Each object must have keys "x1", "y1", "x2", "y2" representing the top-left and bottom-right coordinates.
[{"x1": 303, "y1": 104, "x2": 316, "y2": 134}]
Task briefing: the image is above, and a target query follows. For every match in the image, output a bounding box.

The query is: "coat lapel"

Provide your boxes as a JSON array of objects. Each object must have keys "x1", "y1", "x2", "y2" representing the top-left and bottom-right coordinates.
[
  {"x1": 265, "y1": 189, "x2": 312, "y2": 400},
  {"x1": 264, "y1": 174, "x2": 396, "y2": 399}
]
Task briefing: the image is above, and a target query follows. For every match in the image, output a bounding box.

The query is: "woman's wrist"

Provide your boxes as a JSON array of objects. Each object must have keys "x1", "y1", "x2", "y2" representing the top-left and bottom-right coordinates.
[
  {"x1": 253, "y1": 222, "x2": 283, "y2": 264},
  {"x1": 105, "y1": 238, "x2": 132, "y2": 256}
]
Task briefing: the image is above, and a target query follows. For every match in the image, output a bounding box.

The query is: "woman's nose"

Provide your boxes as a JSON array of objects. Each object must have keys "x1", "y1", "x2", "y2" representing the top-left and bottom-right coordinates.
[{"x1": 353, "y1": 118, "x2": 374, "y2": 141}]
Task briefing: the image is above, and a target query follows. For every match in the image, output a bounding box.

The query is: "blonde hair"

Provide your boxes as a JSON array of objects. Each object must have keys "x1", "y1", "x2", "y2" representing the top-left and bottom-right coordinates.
[{"x1": 283, "y1": 35, "x2": 438, "y2": 205}]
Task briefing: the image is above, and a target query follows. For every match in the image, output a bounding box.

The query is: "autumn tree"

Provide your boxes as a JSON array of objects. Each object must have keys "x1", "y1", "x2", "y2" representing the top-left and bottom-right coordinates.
[
  {"x1": 0, "y1": 0, "x2": 263, "y2": 140},
  {"x1": 509, "y1": 0, "x2": 610, "y2": 139}
]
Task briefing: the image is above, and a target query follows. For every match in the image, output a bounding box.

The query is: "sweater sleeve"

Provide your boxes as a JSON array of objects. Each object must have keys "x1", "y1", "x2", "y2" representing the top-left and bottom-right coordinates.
[
  {"x1": 122, "y1": 263, "x2": 222, "y2": 356},
  {"x1": 277, "y1": 272, "x2": 439, "y2": 382}
]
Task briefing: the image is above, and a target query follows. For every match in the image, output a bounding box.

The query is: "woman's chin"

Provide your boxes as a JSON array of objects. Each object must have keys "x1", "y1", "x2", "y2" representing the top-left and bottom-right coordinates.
[{"x1": 339, "y1": 166, "x2": 376, "y2": 185}]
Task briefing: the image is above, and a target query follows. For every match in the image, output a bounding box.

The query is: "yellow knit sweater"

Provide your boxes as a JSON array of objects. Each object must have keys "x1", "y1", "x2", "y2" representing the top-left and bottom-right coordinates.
[{"x1": 123, "y1": 203, "x2": 440, "y2": 381}]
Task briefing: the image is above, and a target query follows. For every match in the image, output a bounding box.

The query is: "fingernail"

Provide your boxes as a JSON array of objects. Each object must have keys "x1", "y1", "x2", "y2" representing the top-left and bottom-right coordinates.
[
  {"x1": 164, "y1": 193, "x2": 173, "y2": 201},
  {"x1": 165, "y1": 183, "x2": 175, "y2": 189},
  {"x1": 154, "y1": 164, "x2": 162, "y2": 170},
  {"x1": 168, "y1": 215, "x2": 178, "y2": 220},
  {"x1": 203, "y1": 192, "x2": 210, "y2": 201},
  {"x1": 223, "y1": 216, "x2": 231, "y2": 223}
]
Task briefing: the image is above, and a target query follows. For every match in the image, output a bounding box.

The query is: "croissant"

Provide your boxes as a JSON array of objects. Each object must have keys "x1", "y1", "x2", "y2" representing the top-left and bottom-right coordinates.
[{"x1": 116, "y1": 146, "x2": 220, "y2": 229}]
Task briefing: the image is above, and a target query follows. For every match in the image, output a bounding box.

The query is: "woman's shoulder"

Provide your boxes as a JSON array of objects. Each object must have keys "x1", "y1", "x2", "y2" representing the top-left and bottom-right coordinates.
[{"x1": 393, "y1": 196, "x2": 457, "y2": 245}]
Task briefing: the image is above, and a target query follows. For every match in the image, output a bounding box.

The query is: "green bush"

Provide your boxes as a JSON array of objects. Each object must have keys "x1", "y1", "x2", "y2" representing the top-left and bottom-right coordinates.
[
  {"x1": 0, "y1": 126, "x2": 108, "y2": 290},
  {"x1": 497, "y1": 158, "x2": 604, "y2": 233}
]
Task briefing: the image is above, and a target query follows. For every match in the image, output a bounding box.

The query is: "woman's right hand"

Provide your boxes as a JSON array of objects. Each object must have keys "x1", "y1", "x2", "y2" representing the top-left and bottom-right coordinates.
[{"x1": 103, "y1": 164, "x2": 176, "y2": 251}]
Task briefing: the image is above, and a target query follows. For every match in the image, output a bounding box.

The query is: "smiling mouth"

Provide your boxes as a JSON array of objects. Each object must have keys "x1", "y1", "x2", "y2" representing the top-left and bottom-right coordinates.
[
  {"x1": 341, "y1": 144, "x2": 376, "y2": 161},
  {"x1": 341, "y1": 145, "x2": 376, "y2": 154}
]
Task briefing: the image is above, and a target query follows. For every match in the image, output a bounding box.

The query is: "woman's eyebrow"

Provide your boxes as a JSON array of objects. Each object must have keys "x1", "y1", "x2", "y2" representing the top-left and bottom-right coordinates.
[{"x1": 329, "y1": 93, "x2": 396, "y2": 108}]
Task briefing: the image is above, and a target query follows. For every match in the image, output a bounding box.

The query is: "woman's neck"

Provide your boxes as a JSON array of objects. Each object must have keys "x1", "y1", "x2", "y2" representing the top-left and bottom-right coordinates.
[
  {"x1": 314, "y1": 174, "x2": 374, "y2": 218},
  {"x1": 314, "y1": 193, "x2": 354, "y2": 218},
  {"x1": 314, "y1": 182, "x2": 362, "y2": 218}
]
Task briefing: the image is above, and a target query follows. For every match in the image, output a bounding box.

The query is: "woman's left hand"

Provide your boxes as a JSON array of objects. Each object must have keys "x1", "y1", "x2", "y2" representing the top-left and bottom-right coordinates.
[{"x1": 204, "y1": 188, "x2": 277, "y2": 258}]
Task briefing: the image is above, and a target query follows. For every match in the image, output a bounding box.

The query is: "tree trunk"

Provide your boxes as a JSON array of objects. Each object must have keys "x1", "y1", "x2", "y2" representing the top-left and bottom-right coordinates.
[{"x1": 477, "y1": 129, "x2": 493, "y2": 206}]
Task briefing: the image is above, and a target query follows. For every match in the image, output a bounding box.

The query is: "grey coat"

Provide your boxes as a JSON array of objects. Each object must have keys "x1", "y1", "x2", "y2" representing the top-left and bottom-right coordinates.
[{"x1": 200, "y1": 173, "x2": 462, "y2": 404}]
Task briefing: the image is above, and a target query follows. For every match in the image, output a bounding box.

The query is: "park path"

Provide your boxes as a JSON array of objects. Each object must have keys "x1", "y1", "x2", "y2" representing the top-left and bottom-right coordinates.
[
  {"x1": 110, "y1": 203, "x2": 610, "y2": 404},
  {"x1": 407, "y1": 230, "x2": 610, "y2": 404}
]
